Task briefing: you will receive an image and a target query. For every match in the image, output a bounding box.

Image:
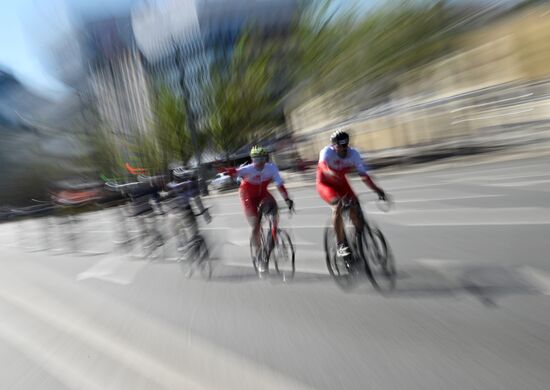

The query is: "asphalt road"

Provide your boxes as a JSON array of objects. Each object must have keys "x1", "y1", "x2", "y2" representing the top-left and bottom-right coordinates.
[{"x1": 1, "y1": 153, "x2": 550, "y2": 389}]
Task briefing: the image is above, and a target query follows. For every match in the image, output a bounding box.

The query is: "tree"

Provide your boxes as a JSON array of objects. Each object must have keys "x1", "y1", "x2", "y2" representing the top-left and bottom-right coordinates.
[
  {"x1": 203, "y1": 0, "x2": 459, "y2": 157},
  {"x1": 86, "y1": 126, "x2": 126, "y2": 178},
  {"x1": 127, "y1": 87, "x2": 193, "y2": 174},
  {"x1": 204, "y1": 30, "x2": 285, "y2": 158},
  {"x1": 290, "y1": 0, "x2": 457, "y2": 98}
]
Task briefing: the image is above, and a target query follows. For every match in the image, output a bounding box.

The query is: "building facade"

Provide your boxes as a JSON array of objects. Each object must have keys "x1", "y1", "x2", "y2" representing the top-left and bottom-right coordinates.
[
  {"x1": 132, "y1": 0, "x2": 297, "y2": 130},
  {"x1": 82, "y1": 17, "x2": 154, "y2": 145}
]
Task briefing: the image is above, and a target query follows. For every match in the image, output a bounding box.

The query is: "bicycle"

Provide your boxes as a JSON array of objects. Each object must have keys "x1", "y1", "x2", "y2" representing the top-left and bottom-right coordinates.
[
  {"x1": 324, "y1": 195, "x2": 396, "y2": 291},
  {"x1": 104, "y1": 181, "x2": 166, "y2": 259},
  {"x1": 249, "y1": 199, "x2": 295, "y2": 281},
  {"x1": 164, "y1": 195, "x2": 213, "y2": 279},
  {"x1": 175, "y1": 213, "x2": 212, "y2": 279}
]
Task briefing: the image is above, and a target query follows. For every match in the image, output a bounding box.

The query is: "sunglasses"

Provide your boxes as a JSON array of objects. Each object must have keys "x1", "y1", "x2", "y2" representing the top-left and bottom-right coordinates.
[{"x1": 252, "y1": 157, "x2": 267, "y2": 164}]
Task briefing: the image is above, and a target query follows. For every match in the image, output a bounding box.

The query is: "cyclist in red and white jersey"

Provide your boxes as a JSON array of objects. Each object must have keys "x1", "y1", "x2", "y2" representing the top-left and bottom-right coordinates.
[
  {"x1": 317, "y1": 129, "x2": 387, "y2": 259},
  {"x1": 226, "y1": 146, "x2": 294, "y2": 271}
]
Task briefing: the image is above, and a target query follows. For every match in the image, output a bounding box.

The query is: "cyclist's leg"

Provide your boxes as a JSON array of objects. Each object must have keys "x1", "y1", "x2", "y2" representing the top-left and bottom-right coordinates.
[
  {"x1": 317, "y1": 181, "x2": 346, "y2": 249},
  {"x1": 260, "y1": 193, "x2": 278, "y2": 251},
  {"x1": 240, "y1": 191, "x2": 261, "y2": 251},
  {"x1": 182, "y1": 203, "x2": 199, "y2": 238},
  {"x1": 342, "y1": 183, "x2": 364, "y2": 233},
  {"x1": 191, "y1": 195, "x2": 212, "y2": 223}
]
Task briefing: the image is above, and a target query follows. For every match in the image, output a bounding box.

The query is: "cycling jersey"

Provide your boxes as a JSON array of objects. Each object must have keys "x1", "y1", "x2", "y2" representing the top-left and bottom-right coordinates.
[
  {"x1": 128, "y1": 183, "x2": 162, "y2": 217},
  {"x1": 167, "y1": 181, "x2": 194, "y2": 208},
  {"x1": 227, "y1": 162, "x2": 287, "y2": 218},
  {"x1": 317, "y1": 145, "x2": 368, "y2": 204},
  {"x1": 317, "y1": 145, "x2": 368, "y2": 185},
  {"x1": 234, "y1": 163, "x2": 285, "y2": 198}
]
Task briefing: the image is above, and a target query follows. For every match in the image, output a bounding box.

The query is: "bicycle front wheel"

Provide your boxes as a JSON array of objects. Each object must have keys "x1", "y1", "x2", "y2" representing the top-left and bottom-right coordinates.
[
  {"x1": 273, "y1": 229, "x2": 295, "y2": 282},
  {"x1": 360, "y1": 226, "x2": 396, "y2": 291}
]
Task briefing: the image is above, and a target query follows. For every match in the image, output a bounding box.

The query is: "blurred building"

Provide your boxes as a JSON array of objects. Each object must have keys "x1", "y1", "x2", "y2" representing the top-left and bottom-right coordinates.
[
  {"x1": 81, "y1": 17, "x2": 153, "y2": 145},
  {"x1": 0, "y1": 70, "x2": 90, "y2": 205},
  {"x1": 53, "y1": 15, "x2": 154, "y2": 157},
  {"x1": 287, "y1": 3, "x2": 550, "y2": 161},
  {"x1": 132, "y1": 0, "x2": 297, "y2": 129}
]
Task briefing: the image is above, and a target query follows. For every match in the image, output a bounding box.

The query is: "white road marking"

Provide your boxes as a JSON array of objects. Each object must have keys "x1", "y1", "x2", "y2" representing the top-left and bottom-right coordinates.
[
  {"x1": 200, "y1": 226, "x2": 238, "y2": 231},
  {"x1": 225, "y1": 239, "x2": 317, "y2": 247},
  {"x1": 383, "y1": 207, "x2": 550, "y2": 227},
  {"x1": 0, "y1": 286, "x2": 204, "y2": 389},
  {"x1": 430, "y1": 163, "x2": 546, "y2": 179},
  {"x1": 368, "y1": 181, "x2": 446, "y2": 192},
  {"x1": 77, "y1": 255, "x2": 148, "y2": 285},
  {"x1": 212, "y1": 206, "x2": 387, "y2": 216},
  {"x1": 395, "y1": 194, "x2": 502, "y2": 203},
  {"x1": 406, "y1": 221, "x2": 550, "y2": 226},
  {"x1": 210, "y1": 206, "x2": 550, "y2": 229},
  {"x1": 520, "y1": 266, "x2": 550, "y2": 295},
  {"x1": 221, "y1": 259, "x2": 328, "y2": 275},
  {"x1": 0, "y1": 321, "x2": 106, "y2": 390},
  {"x1": 212, "y1": 188, "x2": 486, "y2": 212},
  {"x1": 486, "y1": 179, "x2": 550, "y2": 187},
  {"x1": 0, "y1": 266, "x2": 312, "y2": 390},
  {"x1": 208, "y1": 225, "x2": 326, "y2": 230},
  {"x1": 414, "y1": 258, "x2": 463, "y2": 268},
  {"x1": 484, "y1": 172, "x2": 550, "y2": 181},
  {"x1": 446, "y1": 172, "x2": 550, "y2": 184}
]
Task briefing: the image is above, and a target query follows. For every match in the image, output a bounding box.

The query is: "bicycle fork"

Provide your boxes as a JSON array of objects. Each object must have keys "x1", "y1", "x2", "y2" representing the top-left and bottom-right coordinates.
[{"x1": 265, "y1": 217, "x2": 278, "y2": 259}]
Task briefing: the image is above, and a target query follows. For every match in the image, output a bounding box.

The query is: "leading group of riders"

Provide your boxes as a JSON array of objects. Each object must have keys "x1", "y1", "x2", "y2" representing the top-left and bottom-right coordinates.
[{"x1": 102, "y1": 127, "x2": 389, "y2": 275}]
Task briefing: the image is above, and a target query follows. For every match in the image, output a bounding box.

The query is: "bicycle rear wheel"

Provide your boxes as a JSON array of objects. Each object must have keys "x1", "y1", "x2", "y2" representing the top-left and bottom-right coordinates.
[
  {"x1": 324, "y1": 226, "x2": 359, "y2": 290},
  {"x1": 360, "y1": 226, "x2": 396, "y2": 291},
  {"x1": 273, "y1": 229, "x2": 295, "y2": 282},
  {"x1": 193, "y1": 235, "x2": 212, "y2": 279},
  {"x1": 180, "y1": 235, "x2": 212, "y2": 279}
]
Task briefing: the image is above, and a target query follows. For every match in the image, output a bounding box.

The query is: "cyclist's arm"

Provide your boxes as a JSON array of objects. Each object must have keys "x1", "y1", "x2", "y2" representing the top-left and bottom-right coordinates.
[
  {"x1": 224, "y1": 167, "x2": 238, "y2": 177},
  {"x1": 222, "y1": 166, "x2": 245, "y2": 182},
  {"x1": 353, "y1": 152, "x2": 385, "y2": 196},
  {"x1": 271, "y1": 167, "x2": 290, "y2": 201},
  {"x1": 362, "y1": 174, "x2": 383, "y2": 195}
]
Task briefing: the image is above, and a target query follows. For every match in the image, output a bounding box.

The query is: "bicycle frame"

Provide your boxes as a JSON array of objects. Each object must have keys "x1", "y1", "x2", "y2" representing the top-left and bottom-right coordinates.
[{"x1": 258, "y1": 201, "x2": 279, "y2": 258}]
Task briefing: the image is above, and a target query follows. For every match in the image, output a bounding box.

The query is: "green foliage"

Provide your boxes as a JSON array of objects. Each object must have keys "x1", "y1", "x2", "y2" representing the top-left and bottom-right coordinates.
[
  {"x1": 291, "y1": 0, "x2": 456, "y2": 97},
  {"x1": 147, "y1": 87, "x2": 192, "y2": 171},
  {"x1": 84, "y1": 1, "x2": 461, "y2": 168},
  {"x1": 203, "y1": 0, "x2": 459, "y2": 157},
  {"x1": 84, "y1": 126, "x2": 126, "y2": 178},
  {"x1": 204, "y1": 30, "x2": 285, "y2": 157},
  {"x1": 84, "y1": 88, "x2": 193, "y2": 175}
]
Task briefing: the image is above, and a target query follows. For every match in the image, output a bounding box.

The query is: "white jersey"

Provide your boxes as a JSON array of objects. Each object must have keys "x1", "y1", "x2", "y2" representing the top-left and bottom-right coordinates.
[
  {"x1": 235, "y1": 162, "x2": 285, "y2": 198},
  {"x1": 237, "y1": 162, "x2": 284, "y2": 187},
  {"x1": 318, "y1": 145, "x2": 368, "y2": 177}
]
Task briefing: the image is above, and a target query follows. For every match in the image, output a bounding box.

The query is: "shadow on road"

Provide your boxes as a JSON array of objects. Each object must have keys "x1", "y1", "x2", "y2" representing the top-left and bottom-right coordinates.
[
  {"x1": 207, "y1": 264, "x2": 334, "y2": 285},
  {"x1": 385, "y1": 264, "x2": 539, "y2": 307}
]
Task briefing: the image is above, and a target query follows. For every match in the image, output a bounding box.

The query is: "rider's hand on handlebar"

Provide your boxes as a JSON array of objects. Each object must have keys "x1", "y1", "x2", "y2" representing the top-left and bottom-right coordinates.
[
  {"x1": 285, "y1": 198, "x2": 294, "y2": 212},
  {"x1": 377, "y1": 189, "x2": 387, "y2": 202}
]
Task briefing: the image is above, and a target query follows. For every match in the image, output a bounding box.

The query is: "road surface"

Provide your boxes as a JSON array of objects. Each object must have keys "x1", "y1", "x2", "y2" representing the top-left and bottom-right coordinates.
[{"x1": 1, "y1": 154, "x2": 549, "y2": 389}]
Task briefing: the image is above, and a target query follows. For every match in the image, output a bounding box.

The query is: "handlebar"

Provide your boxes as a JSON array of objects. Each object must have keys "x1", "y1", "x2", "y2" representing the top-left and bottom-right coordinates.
[
  {"x1": 376, "y1": 194, "x2": 394, "y2": 213},
  {"x1": 104, "y1": 181, "x2": 141, "y2": 191},
  {"x1": 356, "y1": 193, "x2": 394, "y2": 213},
  {"x1": 137, "y1": 174, "x2": 166, "y2": 184}
]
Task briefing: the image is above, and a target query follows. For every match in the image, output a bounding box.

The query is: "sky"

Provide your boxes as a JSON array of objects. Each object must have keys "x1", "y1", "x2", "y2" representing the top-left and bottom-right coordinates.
[
  {"x1": 0, "y1": 0, "x2": 516, "y2": 100},
  {"x1": 0, "y1": 0, "x2": 68, "y2": 98},
  {"x1": 0, "y1": 0, "x2": 385, "y2": 99},
  {"x1": 0, "y1": 0, "x2": 136, "y2": 99}
]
